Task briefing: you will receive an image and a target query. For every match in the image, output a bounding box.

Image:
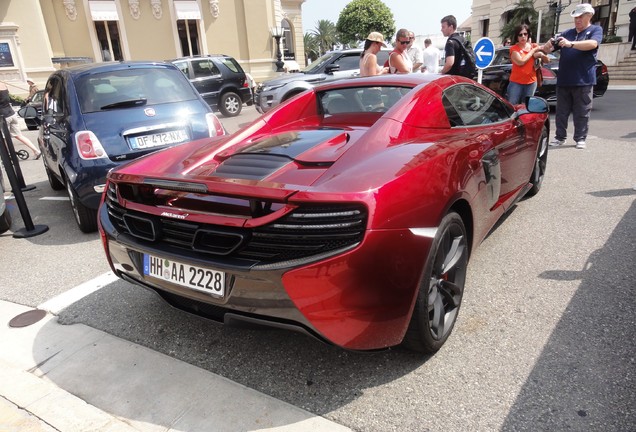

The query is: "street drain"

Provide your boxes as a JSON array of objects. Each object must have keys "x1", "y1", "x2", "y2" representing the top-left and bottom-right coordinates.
[{"x1": 9, "y1": 309, "x2": 47, "y2": 328}]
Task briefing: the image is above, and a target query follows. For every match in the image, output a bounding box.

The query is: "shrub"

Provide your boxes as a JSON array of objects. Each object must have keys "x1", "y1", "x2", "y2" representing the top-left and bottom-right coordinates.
[
  {"x1": 602, "y1": 35, "x2": 623, "y2": 44},
  {"x1": 9, "y1": 94, "x2": 26, "y2": 105}
]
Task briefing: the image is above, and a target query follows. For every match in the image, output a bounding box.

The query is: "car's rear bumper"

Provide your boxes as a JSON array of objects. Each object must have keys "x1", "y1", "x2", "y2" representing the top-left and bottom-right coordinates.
[{"x1": 99, "y1": 204, "x2": 432, "y2": 350}]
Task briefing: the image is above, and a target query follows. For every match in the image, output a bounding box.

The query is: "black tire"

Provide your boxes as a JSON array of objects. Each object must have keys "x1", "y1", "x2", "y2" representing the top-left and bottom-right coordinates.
[
  {"x1": 282, "y1": 91, "x2": 303, "y2": 102},
  {"x1": 219, "y1": 92, "x2": 242, "y2": 117},
  {"x1": 403, "y1": 212, "x2": 468, "y2": 354},
  {"x1": 66, "y1": 181, "x2": 98, "y2": 233},
  {"x1": 527, "y1": 126, "x2": 548, "y2": 197},
  {"x1": 45, "y1": 161, "x2": 64, "y2": 190},
  {"x1": 0, "y1": 207, "x2": 11, "y2": 234}
]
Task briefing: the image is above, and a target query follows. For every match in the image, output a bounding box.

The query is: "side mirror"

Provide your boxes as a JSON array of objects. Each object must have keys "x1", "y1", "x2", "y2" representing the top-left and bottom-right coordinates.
[
  {"x1": 325, "y1": 64, "x2": 340, "y2": 74},
  {"x1": 525, "y1": 96, "x2": 549, "y2": 113},
  {"x1": 17, "y1": 106, "x2": 38, "y2": 119}
]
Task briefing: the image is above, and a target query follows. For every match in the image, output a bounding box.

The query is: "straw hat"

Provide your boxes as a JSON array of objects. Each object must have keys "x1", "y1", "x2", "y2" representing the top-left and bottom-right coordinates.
[
  {"x1": 366, "y1": 32, "x2": 387, "y2": 47},
  {"x1": 571, "y1": 3, "x2": 594, "y2": 17}
]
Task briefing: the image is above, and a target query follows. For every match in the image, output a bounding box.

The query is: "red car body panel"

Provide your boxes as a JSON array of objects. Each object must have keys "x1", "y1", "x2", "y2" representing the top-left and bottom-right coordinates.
[{"x1": 98, "y1": 74, "x2": 549, "y2": 351}]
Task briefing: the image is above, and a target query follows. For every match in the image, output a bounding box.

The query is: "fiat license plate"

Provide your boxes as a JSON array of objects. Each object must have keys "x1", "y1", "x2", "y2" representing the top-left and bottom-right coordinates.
[
  {"x1": 132, "y1": 130, "x2": 188, "y2": 149},
  {"x1": 143, "y1": 254, "x2": 225, "y2": 296}
]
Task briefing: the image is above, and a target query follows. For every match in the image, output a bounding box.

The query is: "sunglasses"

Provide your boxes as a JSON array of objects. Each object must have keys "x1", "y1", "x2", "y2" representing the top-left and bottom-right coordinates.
[
  {"x1": 518, "y1": 32, "x2": 528, "y2": 36},
  {"x1": 399, "y1": 40, "x2": 410, "y2": 45}
]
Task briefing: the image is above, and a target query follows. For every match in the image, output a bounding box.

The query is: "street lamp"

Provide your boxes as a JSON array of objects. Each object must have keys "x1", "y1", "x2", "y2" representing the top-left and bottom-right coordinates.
[
  {"x1": 551, "y1": 0, "x2": 572, "y2": 35},
  {"x1": 270, "y1": 25, "x2": 285, "y2": 72}
]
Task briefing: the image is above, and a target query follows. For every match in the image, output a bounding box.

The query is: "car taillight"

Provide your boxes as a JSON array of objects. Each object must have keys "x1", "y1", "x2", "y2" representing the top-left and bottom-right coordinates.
[
  {"x1": 541, "y1": 67, "x2": 556, "y2": 79},
  {"x1": 206, "y1": 113, "x2": 225, "y2": 137},
  {"x1": 601, "y1": 64, "x2": 608, "y2": 75},
  {"x1": 242, "y1": 81, "x2": 249, "y2": 88},
  {"x1": 75, "y1": 131, "x2": 108, "y2": 160}
]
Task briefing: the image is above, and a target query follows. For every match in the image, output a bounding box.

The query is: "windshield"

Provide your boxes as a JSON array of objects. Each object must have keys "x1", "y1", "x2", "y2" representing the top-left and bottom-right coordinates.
[
  {"x1": 303, "y1": 52, "x2": 338, "y2": 74},
  {"x1": 75, "y1": 67, "x2": 199, "y2": 113},
  {"x1": 31, "y1": 90, "x2": 44, "y2": 104}
]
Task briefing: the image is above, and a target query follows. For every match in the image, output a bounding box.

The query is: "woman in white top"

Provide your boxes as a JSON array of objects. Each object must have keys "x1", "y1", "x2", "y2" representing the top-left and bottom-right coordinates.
[{"x1": 360, "y1": 32, "x2": 389, "y2": 77}]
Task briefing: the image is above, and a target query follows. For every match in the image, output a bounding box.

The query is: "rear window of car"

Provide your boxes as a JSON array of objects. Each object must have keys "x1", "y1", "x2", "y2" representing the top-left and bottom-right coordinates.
[
  {"x1": 75, "y1": 67, "x2": 199, "y2": 113},
  {"x1": 319, "y1": 86, "x2": 412, "y2": 115},
  {"x1": 218, "y1": 57, "x2": 243, "y2": 74}
]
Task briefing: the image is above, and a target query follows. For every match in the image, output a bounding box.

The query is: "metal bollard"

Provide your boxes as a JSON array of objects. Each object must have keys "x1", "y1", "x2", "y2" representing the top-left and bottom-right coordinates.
[{"x1": 0, "y1": 119, "x2": 48, "y2": 238}]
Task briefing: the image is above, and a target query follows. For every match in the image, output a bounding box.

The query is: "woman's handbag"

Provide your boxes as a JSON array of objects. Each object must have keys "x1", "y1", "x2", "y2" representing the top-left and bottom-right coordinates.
[{"x1": 534, "y1": 59, "x2": 544, "y2": 88}]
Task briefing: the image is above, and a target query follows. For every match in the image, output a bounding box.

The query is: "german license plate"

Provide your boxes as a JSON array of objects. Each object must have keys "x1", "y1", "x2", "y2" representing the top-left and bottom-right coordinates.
[
  {"x1": 132, "y1": 130, "x2": 188, "y2": 149},
  {"x1": 143, "y1": 254, "x2": 225, "y2": 297}
]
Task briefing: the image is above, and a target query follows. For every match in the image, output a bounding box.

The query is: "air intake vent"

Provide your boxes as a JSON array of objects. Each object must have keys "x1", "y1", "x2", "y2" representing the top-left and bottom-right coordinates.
[
  {"x1": 215, "y1": 154, "x2": 291, "y2": 180},
  {"x1": 105, "y1": 185, "x2": 366, "y2": 267}
]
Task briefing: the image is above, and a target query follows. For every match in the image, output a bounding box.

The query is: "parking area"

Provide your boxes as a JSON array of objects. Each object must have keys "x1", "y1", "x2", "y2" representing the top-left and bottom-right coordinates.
[{"x1": 1, "y1": 93, "x2": 635, "y2": 431}]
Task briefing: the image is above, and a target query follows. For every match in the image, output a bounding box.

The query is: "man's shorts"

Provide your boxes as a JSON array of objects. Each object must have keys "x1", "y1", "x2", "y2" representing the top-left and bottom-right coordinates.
[{"x1": 5, "y1": 113, "x2": 23, "y2": 136}]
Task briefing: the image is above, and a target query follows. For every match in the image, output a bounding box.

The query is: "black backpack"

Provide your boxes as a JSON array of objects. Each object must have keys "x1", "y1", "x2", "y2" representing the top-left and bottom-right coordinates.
[{"x1": 449, "y1": 35, "x2": 477, "y2": 79}]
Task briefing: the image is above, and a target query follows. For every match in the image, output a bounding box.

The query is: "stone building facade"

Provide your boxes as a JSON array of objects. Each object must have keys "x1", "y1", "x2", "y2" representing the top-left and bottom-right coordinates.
[
  {"x1": 471, "y1": 0, "x2": 634, "y2": 45},
  {"x1": 0, "y1": 0, "x2": 306, "y2": 97}
]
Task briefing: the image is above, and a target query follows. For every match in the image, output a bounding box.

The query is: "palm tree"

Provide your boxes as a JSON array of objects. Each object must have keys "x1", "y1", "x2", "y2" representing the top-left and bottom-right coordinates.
[
  {"x1": 303, "y1": 33, "x2": 319, "y2": 64},
  {"x1": 501, "y1": 0, "x2": 540, "y2": 43},
  {"x1": 311, "y1": 19, "x2": 338, "y2": 56}
]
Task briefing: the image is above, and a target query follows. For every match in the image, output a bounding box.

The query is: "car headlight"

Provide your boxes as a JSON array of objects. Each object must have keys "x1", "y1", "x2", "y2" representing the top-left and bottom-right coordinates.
[{"x1": 262, "y1": 83, "x2": 284, "y2": 92}]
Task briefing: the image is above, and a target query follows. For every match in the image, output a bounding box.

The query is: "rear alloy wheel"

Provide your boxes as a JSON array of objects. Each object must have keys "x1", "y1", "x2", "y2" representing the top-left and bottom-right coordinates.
[
  {"x1": 403, "y1": 212, "x2": 468, "y2": 354},
  {"x1": 527, "y1": 126, "x2": 548, "y2": 197},
  {"x1": 0, "y1": 206, "x2": 11, "y2": 234},
  {"x1": 219, "y1": 92, "x2": 242, "y2": 117},
  {"x1": 66, "y1": 181, "x2": 98, "y2": 233}
]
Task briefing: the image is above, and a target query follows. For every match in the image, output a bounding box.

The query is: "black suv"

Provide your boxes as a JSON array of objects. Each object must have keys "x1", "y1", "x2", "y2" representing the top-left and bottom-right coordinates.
[{"x1": 171, "y1": 55, "x2": 252, "y2": 117}]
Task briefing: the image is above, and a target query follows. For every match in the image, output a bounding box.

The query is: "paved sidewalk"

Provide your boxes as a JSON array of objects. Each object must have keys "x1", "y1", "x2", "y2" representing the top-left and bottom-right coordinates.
[
  {"x1": 607, "y1": 79, "x2": 636, "y2": 89},
  {"x1": 0, "y1": 300, "x2": 351, "y2": 432}
]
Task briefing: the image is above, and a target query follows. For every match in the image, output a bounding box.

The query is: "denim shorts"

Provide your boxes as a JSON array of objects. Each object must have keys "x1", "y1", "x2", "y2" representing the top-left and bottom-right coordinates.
[{"x1": 506, "y1": 81, "x2": 537, "y2": 105}]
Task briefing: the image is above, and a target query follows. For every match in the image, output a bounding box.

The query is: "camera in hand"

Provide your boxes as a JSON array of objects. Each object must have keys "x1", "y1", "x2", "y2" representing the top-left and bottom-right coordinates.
[{"x1": 550, "y1": 35, "x2": 564, "y2": 46}]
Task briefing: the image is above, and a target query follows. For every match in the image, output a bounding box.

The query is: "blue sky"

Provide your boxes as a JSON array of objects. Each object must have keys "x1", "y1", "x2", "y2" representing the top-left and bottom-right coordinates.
[{"x1": 301, "y1": 0, "x2": 473, "y2": 38}]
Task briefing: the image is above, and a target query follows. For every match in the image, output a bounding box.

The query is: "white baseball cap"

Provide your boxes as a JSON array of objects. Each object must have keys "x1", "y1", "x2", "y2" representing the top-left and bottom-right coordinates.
[
  {"x1": 571, "y1": 3, "x2": 594, "y2": 17},
  {"x1": 366, "y1": 32, "x2": 387, "y2": 47}
]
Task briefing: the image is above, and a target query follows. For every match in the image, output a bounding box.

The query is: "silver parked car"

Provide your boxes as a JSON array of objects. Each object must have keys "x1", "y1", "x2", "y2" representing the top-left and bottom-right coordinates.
[{"x1": 254, "y1": 48, "x2": 390, "y2": 113}]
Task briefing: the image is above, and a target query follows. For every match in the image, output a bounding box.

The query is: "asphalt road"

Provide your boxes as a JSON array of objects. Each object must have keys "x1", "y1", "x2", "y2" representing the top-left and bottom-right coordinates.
[{"x1": 1, "y1": 91, "x2": 634, "y2": 432}]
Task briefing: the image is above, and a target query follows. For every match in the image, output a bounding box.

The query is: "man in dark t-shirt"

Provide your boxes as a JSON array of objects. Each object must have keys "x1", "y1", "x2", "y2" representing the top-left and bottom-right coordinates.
[
  {"x1": 543, "y1": 3, "x2": 602, "y2": 150},
  {"x1": 440, "y1": 15, "x2": 464, "y2": 76}
]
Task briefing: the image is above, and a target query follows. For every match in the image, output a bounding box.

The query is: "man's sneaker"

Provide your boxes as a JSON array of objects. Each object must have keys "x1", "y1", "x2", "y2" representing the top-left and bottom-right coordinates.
[
  {"x1": 575, "y1": 140, "x2": 586, "y2": 149},
  {"x1": 549, "y1": 138, "x2": 565, "y2": 146}
]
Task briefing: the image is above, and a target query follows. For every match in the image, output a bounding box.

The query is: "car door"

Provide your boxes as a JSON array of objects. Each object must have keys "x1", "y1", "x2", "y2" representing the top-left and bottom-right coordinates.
[
  {"x1": 443, "y1": 84, "x2": 528, "y2": 205},
  {"x1": 326, "y1": 53, "x2": 365, "y2": 81},
  {"x1": 40, "y1": 74, "x2": 70, "y2": 181},
  {"x1": 189, "y1": 59, "x2": 222, "y2": 106}
]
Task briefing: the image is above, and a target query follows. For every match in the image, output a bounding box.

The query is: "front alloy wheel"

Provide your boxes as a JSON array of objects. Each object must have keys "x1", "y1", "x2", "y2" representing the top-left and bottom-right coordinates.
[
  {"x1": 527, "y1": 126, "x2": 548, "y2": 197},
  {"x1": 403, "y1": 212, "x2": 468, "y2": 354}
]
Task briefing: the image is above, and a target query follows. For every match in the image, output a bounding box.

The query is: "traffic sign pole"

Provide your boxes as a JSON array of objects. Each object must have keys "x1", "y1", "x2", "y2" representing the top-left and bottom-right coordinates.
[{"x1": 473, "y1": 37, "x2": 496, "y2": 85}]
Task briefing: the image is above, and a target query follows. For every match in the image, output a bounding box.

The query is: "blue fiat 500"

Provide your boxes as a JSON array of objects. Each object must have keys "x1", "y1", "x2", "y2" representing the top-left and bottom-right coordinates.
[{"x1": 25, "y1": 62, "x2": 225, "y2": 232}]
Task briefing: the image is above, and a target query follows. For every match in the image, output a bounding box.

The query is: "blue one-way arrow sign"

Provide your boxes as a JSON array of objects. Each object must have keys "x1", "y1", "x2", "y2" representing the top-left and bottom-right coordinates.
[{"x1": 474, "y1": 37, "x2": 495, "y2": 69}]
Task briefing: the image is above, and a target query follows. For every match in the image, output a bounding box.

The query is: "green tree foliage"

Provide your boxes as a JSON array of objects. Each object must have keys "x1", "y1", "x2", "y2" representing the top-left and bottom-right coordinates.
[
  {"x1": 336, "y1": 0, "x2": 395, "y2": 47},
  {"x1": 311, "y1": 19, "x2": 338, "y2": 55},
  {"x1": 501, "y1": 0, "x2": 541, "y2": 43},
  {"x1": 303, "y1": 33, "x2": 320, "y2": 64}
]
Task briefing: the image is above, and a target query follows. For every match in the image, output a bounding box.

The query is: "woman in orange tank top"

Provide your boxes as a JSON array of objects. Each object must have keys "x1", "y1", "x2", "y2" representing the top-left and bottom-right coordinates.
[{"x1": 506, "y1": 24, "x2": 549, "y2": 105}]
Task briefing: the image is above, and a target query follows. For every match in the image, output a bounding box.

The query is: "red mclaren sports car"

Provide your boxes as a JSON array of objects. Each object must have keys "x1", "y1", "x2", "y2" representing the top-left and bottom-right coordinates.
[{"x1": 98, "y1": 74, "x2": 550, "y2": 354}]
